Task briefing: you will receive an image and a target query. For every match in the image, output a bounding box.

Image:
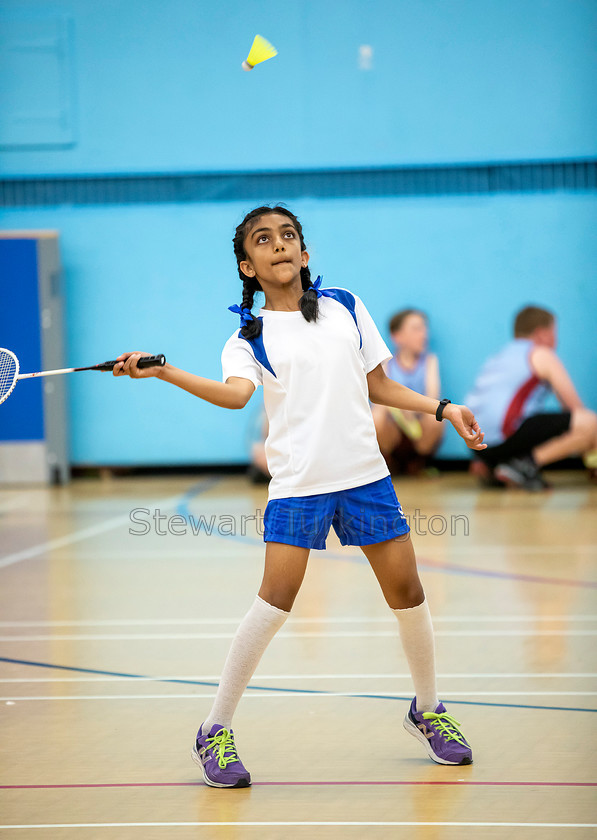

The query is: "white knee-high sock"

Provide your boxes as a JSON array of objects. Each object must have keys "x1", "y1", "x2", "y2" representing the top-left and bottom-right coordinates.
[
  {"x1": 391, "y1": 597, "x2": 439, "y2": 713},
  {"x1": 202, "y1": 595, "x2": 289, "y2": 731}
]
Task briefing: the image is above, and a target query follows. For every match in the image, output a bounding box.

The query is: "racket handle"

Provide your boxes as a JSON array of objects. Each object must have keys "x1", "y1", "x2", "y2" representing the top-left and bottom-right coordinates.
[
  {"x1": 96, "y1": 354, "x2": 166, "y2": 371},
  {"x1": 137, "y1": 354, "x2": 166, "y2": 369}
]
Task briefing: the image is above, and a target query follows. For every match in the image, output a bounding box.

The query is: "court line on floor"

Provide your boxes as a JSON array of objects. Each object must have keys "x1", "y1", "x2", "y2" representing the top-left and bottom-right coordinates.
[
  {"x1": 1, "y1": 821, "x2": 595, "y2": 829},
  {"x1": 214, "y1": 530, "x2": 597, "y2": 589},
  {"x1": 415, "y1": 557, "x2": 597, "y2": 588},
  {"x1": 1, "y1": 628, "x2": 595, "y2": 641},
  {"x1": 3, "y1": 691, "x2": 597, "y2": 700},
  {"x1": 2, "y1": 672, "x2": 595, "y2": 683},
  {"x1": 0, "y1": 477, "x2": 221, "y2": 571},
  {"x1": 1, "y1": 614, "x2": 595, "y2": 627},
  {"x1": 0, "y1": 657, "x2": 595, "y2": 712},
  {"x1": 2, "y1": 479, "x2": 595, "y2": 590},
  {"x1": 2, "y1": 780, "x2": 596, "y2": 790},
  {"x1": 177, "y1": 489, "x2": 597, "y2": 589},
  {"x1": 322, "y1": 546, "x2": 597, "y2": 589}
]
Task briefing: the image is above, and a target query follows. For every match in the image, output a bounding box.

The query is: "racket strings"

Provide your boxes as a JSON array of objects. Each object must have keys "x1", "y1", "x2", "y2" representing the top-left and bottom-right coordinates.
[{"x1": 0, "y1": 350, "x2": 19, "y2": 404}]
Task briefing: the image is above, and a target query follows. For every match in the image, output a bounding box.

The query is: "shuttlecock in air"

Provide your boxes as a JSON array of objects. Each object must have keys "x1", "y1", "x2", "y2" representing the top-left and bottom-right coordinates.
[{"x1": 242, "y1": 34, "x2": 278, "y2": 71}]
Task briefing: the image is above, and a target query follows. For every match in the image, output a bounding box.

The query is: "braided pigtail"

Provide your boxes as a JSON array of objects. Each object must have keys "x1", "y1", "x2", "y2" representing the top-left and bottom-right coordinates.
[
  {"x1": 298, "y1": 264, "x2": 319, "y2": 323},
  {"x1": 236, "y1": 273, "x2": 262, "y2": 339},
  {"x1": 232, "y1": 208, "x2": 266, "y2": 339}
]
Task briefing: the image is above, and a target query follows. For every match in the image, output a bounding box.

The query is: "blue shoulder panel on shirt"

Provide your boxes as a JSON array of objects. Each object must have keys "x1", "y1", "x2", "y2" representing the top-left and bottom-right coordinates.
[
  {"x1": 238, "y1": 291, "x2": 362, "y2": 376},
  {"x1": 322, "y1": 287, "x2": 362, "y2": 349},
  {"x1": 238, "y1": 318, "x2": 276, "y2": 378}
]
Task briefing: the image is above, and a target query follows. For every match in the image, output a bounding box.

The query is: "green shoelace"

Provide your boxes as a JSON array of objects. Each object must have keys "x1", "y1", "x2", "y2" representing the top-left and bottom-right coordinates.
[
  {"x1": 421, "y1": 712, "x2": 469, "y2": 746},
  {"x1": 206, "y1": 728, "x2": 240, "y2": 769}
]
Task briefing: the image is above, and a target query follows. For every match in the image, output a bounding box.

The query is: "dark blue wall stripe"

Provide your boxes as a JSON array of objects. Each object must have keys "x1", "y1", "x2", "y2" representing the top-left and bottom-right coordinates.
[{"x1": 1, "y1": 159, "x2": 595, "y2": 207}]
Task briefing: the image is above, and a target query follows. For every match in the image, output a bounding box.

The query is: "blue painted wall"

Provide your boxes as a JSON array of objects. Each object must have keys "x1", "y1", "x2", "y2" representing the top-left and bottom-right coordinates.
[
  {"x1": 1, "y1": 0, "x2": 596, "y2": 173},
  {"x1": 1, "y1": 0, "x2": 596, "y2": 463},
  {"x1": 2, "y1": 192, "x2": 596, "y2": 463}
]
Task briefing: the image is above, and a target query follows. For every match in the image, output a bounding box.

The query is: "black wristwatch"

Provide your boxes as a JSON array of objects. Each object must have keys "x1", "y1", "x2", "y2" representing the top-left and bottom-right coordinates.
[{"x1": 436, "y1": 398, "x2": 451, "y2": 422}]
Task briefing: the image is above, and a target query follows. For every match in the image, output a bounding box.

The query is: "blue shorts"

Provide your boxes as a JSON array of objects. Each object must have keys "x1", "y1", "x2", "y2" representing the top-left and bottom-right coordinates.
[{"x1": 263, "y1": 476, "x2": 410, "y2": 550}]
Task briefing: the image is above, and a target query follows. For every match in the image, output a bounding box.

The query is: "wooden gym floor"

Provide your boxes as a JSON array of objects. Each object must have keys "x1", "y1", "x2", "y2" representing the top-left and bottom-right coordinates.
[{"x1": 0, "y1": 471, "x2": 596, "y2": 839}]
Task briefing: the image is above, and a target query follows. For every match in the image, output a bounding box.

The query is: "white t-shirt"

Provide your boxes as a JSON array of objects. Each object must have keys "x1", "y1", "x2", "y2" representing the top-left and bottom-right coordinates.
[{"x1": 221, "y1": 288, "x2": 392, "y2": 500}]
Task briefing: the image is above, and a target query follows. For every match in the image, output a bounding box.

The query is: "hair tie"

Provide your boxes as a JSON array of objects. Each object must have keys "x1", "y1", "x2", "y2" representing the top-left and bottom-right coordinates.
[
  {"x1": 310, "y1": 275, "x2": 324, "y2": 298},
  {"x1": 228, "y1": 304, "x2": 254, "y2": 327}
]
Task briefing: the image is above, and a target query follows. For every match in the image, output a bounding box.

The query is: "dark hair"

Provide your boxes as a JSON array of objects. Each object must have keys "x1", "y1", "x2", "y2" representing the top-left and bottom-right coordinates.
[
  {"x1": 389, "y1": 308, "x2": 427, "y2": 334},
  {"x1": 514, "y1": 305, "x2": 554, "y2": 338},
  {"x1": 231, "y1": 205, "x2": 319, "y2": 339}
]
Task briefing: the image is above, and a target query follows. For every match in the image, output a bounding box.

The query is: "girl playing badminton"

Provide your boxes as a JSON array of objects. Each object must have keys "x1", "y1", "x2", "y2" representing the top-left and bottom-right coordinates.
[{"x1": 115, "y1": 206, "x2": 486, "y2": 788}]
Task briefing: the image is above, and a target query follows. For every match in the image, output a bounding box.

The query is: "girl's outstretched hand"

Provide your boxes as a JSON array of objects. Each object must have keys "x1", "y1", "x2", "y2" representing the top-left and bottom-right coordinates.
[
  {"x1": 443, "y1": 404, "x2": 487, "y2": 450},
  {"x1": 112, "y1": 352, "x2": 163, "y2": 379}
]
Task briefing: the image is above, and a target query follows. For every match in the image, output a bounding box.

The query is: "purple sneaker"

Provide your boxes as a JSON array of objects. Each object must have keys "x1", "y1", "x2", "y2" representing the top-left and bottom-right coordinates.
[
  {"x1": 191, "y1": 723, "x2": 251, "y2": 788},
  {"x1": 403, "y1": 698, "x2": 473, "y2": 765}
]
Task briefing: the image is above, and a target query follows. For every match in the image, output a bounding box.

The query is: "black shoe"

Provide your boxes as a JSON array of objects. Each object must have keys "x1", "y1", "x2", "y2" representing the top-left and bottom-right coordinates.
[
  {"x1": 469, "y1": 459, "x2": 506, "y2": 488},
  {"x1": 246, "y1": 464, "x2": 270, "y2": 484},
  {"x1": 494, "y1": 456, "x2": 550, "y2": 491},
  {"x1": 481, "y1": 470, "x2": 508, "y2": 488}
]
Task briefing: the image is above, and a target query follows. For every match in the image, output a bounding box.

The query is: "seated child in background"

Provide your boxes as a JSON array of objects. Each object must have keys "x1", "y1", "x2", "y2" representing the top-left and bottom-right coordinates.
[
  {"x1": 371, "y1": 309, "x2": 444, "y2": 474},
  {"x1": 465, "y1": 305, "x2": 597, "y2": 490}
]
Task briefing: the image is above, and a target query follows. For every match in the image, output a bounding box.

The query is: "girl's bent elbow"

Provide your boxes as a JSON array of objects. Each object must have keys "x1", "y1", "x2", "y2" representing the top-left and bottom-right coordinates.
[
  {"x1": 224, "y1": 378, "x2": 254, "y2": 409},
  {"x1": 228, "y1": 393, "x2": 250, "y2": 410}
]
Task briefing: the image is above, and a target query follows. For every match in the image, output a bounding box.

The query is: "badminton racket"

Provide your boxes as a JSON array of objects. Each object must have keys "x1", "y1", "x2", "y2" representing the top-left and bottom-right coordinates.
[{"x1": 0, "y1": 348, "x2": 166, "y2": 406}]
